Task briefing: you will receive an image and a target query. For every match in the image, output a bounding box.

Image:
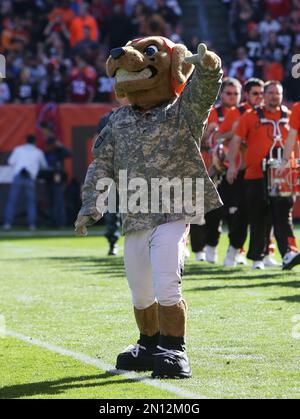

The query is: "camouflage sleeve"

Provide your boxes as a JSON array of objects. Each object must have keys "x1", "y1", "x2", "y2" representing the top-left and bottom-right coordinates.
[
  {"x1": 78, "y1": 122, "x2": 114, "y2": 218},
  {"x1": 181, "y1": 63, "x2": 223, "y2": 141}
]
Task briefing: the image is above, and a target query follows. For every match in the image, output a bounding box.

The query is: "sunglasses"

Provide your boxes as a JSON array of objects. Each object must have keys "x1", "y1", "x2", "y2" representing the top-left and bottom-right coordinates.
[
  {"x1": 250, "y1": 92, "x2": 264, "y2": 96},
  {"x1": 224, "y1": 92, "x2": 239, "y2": 96}
]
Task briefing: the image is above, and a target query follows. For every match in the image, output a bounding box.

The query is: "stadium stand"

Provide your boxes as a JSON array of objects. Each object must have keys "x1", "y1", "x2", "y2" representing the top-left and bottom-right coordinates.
[{"x1": 0, "y1": 0, "x2": 183, "y2": 104}]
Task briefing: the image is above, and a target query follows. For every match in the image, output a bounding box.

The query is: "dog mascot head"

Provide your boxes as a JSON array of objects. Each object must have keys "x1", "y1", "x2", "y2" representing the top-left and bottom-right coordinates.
[{"x1": 106, "y1": 36, "x2": 194, "y2": 110}]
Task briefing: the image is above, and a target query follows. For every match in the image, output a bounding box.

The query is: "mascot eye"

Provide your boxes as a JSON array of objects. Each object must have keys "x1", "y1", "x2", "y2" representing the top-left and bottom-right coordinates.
[{"x1": 144, "y1": 45, "x2": 159, "y2": 56}]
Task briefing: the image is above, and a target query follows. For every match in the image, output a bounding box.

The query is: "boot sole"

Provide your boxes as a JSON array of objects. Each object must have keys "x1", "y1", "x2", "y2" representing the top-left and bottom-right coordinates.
[
  {"x1": 283, "y1": 253, "x2": 300, "y2": 270},
  {"x1": 116, "y1": 366, "x2": 153, "y2": 372},
  {"x1": 151, "y1": 371, "x2": 192, "y2": 379},
  {"x1": 116, "y1": 360, "x2": 154, "y2": 372}
]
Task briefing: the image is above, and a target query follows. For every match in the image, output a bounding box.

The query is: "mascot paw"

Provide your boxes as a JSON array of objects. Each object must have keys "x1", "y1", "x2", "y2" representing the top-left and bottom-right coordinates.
[
  {"x1": 185, "y1": 43, "x2": 221, "y2": 71},
  {"x1": 74, "y1": 215, "x2": 98, "y2": 236}
]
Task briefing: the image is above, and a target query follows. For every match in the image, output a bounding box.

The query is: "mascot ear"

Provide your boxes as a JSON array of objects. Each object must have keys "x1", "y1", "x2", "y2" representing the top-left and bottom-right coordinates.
[{"x1": 171, "y1": 44, "x2": 194, "y2": 85}]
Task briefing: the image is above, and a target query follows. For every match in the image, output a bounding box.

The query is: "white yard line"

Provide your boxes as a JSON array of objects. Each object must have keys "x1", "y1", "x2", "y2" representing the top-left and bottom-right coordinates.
[{"x1": 5, "y1": 330, "x2": 207, "y2": 400}]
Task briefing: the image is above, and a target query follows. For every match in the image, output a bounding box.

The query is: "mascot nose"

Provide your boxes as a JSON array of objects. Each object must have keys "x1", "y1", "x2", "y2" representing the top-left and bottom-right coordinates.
[{"x1": 110, "y1": 48, "x2": 126, "y2": 60}]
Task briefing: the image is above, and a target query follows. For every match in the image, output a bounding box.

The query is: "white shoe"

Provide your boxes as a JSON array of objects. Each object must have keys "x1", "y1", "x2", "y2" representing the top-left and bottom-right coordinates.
[
  {"x1": 282, "y1": 251, "x2": 300, "y2": 270},
  {"x1": 3, "y1": 224, "x2": 11, "y2": 231},
  {"x1": 195, "y1": 251, "x2": 206, "y2": 262},
  {"x1": 235, "y1": 251, "x2": 248, "y2": 266},
  {"x1": 223, "y1": 245, "x2": 239, "y2": 267},
  {"x1": 252, "y1": 261, "x2": 265, "y2": 270},
  {"x1": 206, "y1": 245, "x2": 218, "y2": 264},
  {"x1": 263, "y1": 255, "x2": 280, "y2": 267}
]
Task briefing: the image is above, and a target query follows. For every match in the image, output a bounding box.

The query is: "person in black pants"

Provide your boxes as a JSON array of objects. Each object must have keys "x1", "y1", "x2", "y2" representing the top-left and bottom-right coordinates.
[{"x1": 227, "y1": 80, "x2": 300, "y2": 270}]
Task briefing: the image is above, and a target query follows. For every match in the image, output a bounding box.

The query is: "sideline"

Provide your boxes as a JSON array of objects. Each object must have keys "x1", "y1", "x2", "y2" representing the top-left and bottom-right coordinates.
[{"x1": 5, "y1": 329, "x2": 207, "y2": 400}]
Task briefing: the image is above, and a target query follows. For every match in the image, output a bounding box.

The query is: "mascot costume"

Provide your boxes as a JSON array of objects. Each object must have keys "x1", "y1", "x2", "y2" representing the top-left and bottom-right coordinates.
[{"x1": 75, "y1": 37, "x2": 223, "y2": 379}]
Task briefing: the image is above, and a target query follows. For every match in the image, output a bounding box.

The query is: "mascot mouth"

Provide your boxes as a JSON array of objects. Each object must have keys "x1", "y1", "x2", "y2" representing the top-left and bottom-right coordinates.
[{"x1": 115, "y1": 66, "x2": 158, "y2": 83}]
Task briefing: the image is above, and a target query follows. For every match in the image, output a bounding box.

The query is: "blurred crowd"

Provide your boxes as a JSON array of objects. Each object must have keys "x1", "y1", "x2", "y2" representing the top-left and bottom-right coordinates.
[
  {"x1": 1, "y1": 0, "x2": 299, "y2": 105},
  {"x1": 0, "y1": 0, "x2": 183, "y2": 104},
  {"x1": 224, "y1": 0, "x2": 300, "y2": 102}
]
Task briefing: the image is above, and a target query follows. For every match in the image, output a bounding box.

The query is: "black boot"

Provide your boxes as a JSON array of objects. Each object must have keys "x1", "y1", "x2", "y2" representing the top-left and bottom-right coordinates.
[
  {"x1": 108, "y1": 243, "x2": 118, "y2": 256},
  {"x1": 282, "y1": 252, "x2": 300, "y2": 270},
  {"x1": 116, "y1": 333, "x2": 159, "y2": 372},
  {"x1": 152, "y1": 336, "x2": 192, "y2": 379}
]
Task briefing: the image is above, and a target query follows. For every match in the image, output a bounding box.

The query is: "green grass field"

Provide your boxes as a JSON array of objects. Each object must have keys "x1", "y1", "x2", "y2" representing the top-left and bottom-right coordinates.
[{"x1": 0, "y1": 230, "x2": 300, "y2": 399}]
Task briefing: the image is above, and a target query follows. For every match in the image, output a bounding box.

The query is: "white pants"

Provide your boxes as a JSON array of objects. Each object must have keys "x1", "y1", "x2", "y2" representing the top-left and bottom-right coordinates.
[{"x1": 124, "y1": 221, "x2": 190, "y2": 309}]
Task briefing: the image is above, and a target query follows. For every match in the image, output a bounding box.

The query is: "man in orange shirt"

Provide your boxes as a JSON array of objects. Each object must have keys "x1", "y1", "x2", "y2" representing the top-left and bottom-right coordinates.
[
  {"x1": 227, "y1": 81, "x2": 300, "y2": 270},
  {"x1": 281, "y1": 101, "x2": 300, "y2": 164},
  {"x1": 204, "y1": 77, "x2": 241, "y2": 144},
  {"x1": 70, "y1": 2, "x2": 98, "y2": 48},
  {"x1": 219, "y1": 78, "x2": 264, "y2": 140},
  {"x1": 190, "y1": 77, "x2": 241, "y2": 263}
]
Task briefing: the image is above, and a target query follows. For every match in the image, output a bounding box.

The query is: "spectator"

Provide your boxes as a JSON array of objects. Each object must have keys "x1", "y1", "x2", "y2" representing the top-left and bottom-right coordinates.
[
  {"x1": 229, "y1": 47, "x2": 255, "y2": 82},
  {"x1": 94, "y1": 54, "x2": 115, "y2": 103},
  {"x1": 277, "y1": 16, "x2": 295, "y2": 56},
  {"x1": 14, "y1": 68, "x2": 37, "y2": 103},
  {"x1": 261, "y1": 31, "x2": 286, "y2": 82},
  {"x1": 44, "y1": 15, "x2": 70, "y2": 43},
  {"x1": 259, "y1": 12, "x2": 281, "y2": 43},
  {"x1": 263, "y1": 31, "x2": 285, "y2": 63},
  {"x1": 26, "y1": 55, "x2": 47, "y2": 101},
  {"x1": 43, "y1": 61, "x2": 68, "y2": 103},
  {"x1": 45, "y1": 32, "x2": 69, "y2": 63},
  {"x1": 245, "y1": 24, "x2": 263, "y2": 64},
  {"x1": 166, "y1": 0, "x2": 182, "y2": 17},
  {"x1": 124, "y1": 0, "x2": 155, "y2": 16},
  {"x1": 249, "y1": 0, "x2": 265, "y2": 21},
  {"x1": 264, "y1": 0, "x2": 291, "y2": 18},
  {"x1": 186, "y1": 35, "x2": 202, "y2": 54},
  {"x1": 70, "y1": 2, "x2": 98, "y2": 48},
  {"x1": 229, "y1": 0, "x2": 255, "y2": 44},
  {"x1": 1, "y1": 17, "x2": 30, "y2": 53},
  {"x1": 262, "y1": 57, "x2": 285, "y2": 81},
  {"x1": 292, "y1": 0, "x2": 300, "y2": 9},
  {"x1": 0, "y1": 0, "x2": 180, "y2": 106},
  {"x1": 131, "y1": 2, "x2": 154, "y2": 36},
  {"x1": 142, "y1": 12, "x2": 168, "y2": 37},
  {"x1": 0, "y1": 77, "x2": 11, "y2": 104},
  {"x1": 44, "y1": 136, "x2": 71, "y2": 228},
  {"x1": 68, "y1": 56, "x2": 96, "y2": 103},
  {"x1": 155, "y1": 0, "x2": 180, "y2": 28},
  {"x1": 3, "y1": 0, "x2": 297, "y2": 112},
  {"x1": 0, "y1": 0, "x2": 13, "y2": 17},
  {"x1": 47, "y1": 0, "x2": 76, "y2": 32},
  {"x1": 73, "y1": 25, "x2": 99, "y2": 62},
  {"x1": 103, "y1": 3, "x2": 135, "y2": 49},
  {"x1": 167, "y1": 22, "x2": 184, "y2": 44},
  {"x1": 3, "y1": 135, "x2": 48, "y2": 230},
  {"x1": 89, "y1": 0, "x2": 112, "y2": 26},
  {"x1": 290, "y1": 9, "x2": 300, "y2": 33}
]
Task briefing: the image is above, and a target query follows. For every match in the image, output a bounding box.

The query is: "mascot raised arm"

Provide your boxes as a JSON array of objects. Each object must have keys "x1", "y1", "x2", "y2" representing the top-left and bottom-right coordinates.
[{"x1": 75, "y1": 37, "x2": 223, "y2": 379}]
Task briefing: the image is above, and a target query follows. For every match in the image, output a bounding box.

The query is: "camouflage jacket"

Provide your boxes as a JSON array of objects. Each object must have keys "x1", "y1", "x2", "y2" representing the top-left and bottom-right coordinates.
[{"x1": 79, "y1": 62, "x2": 223, "y2": 235}]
